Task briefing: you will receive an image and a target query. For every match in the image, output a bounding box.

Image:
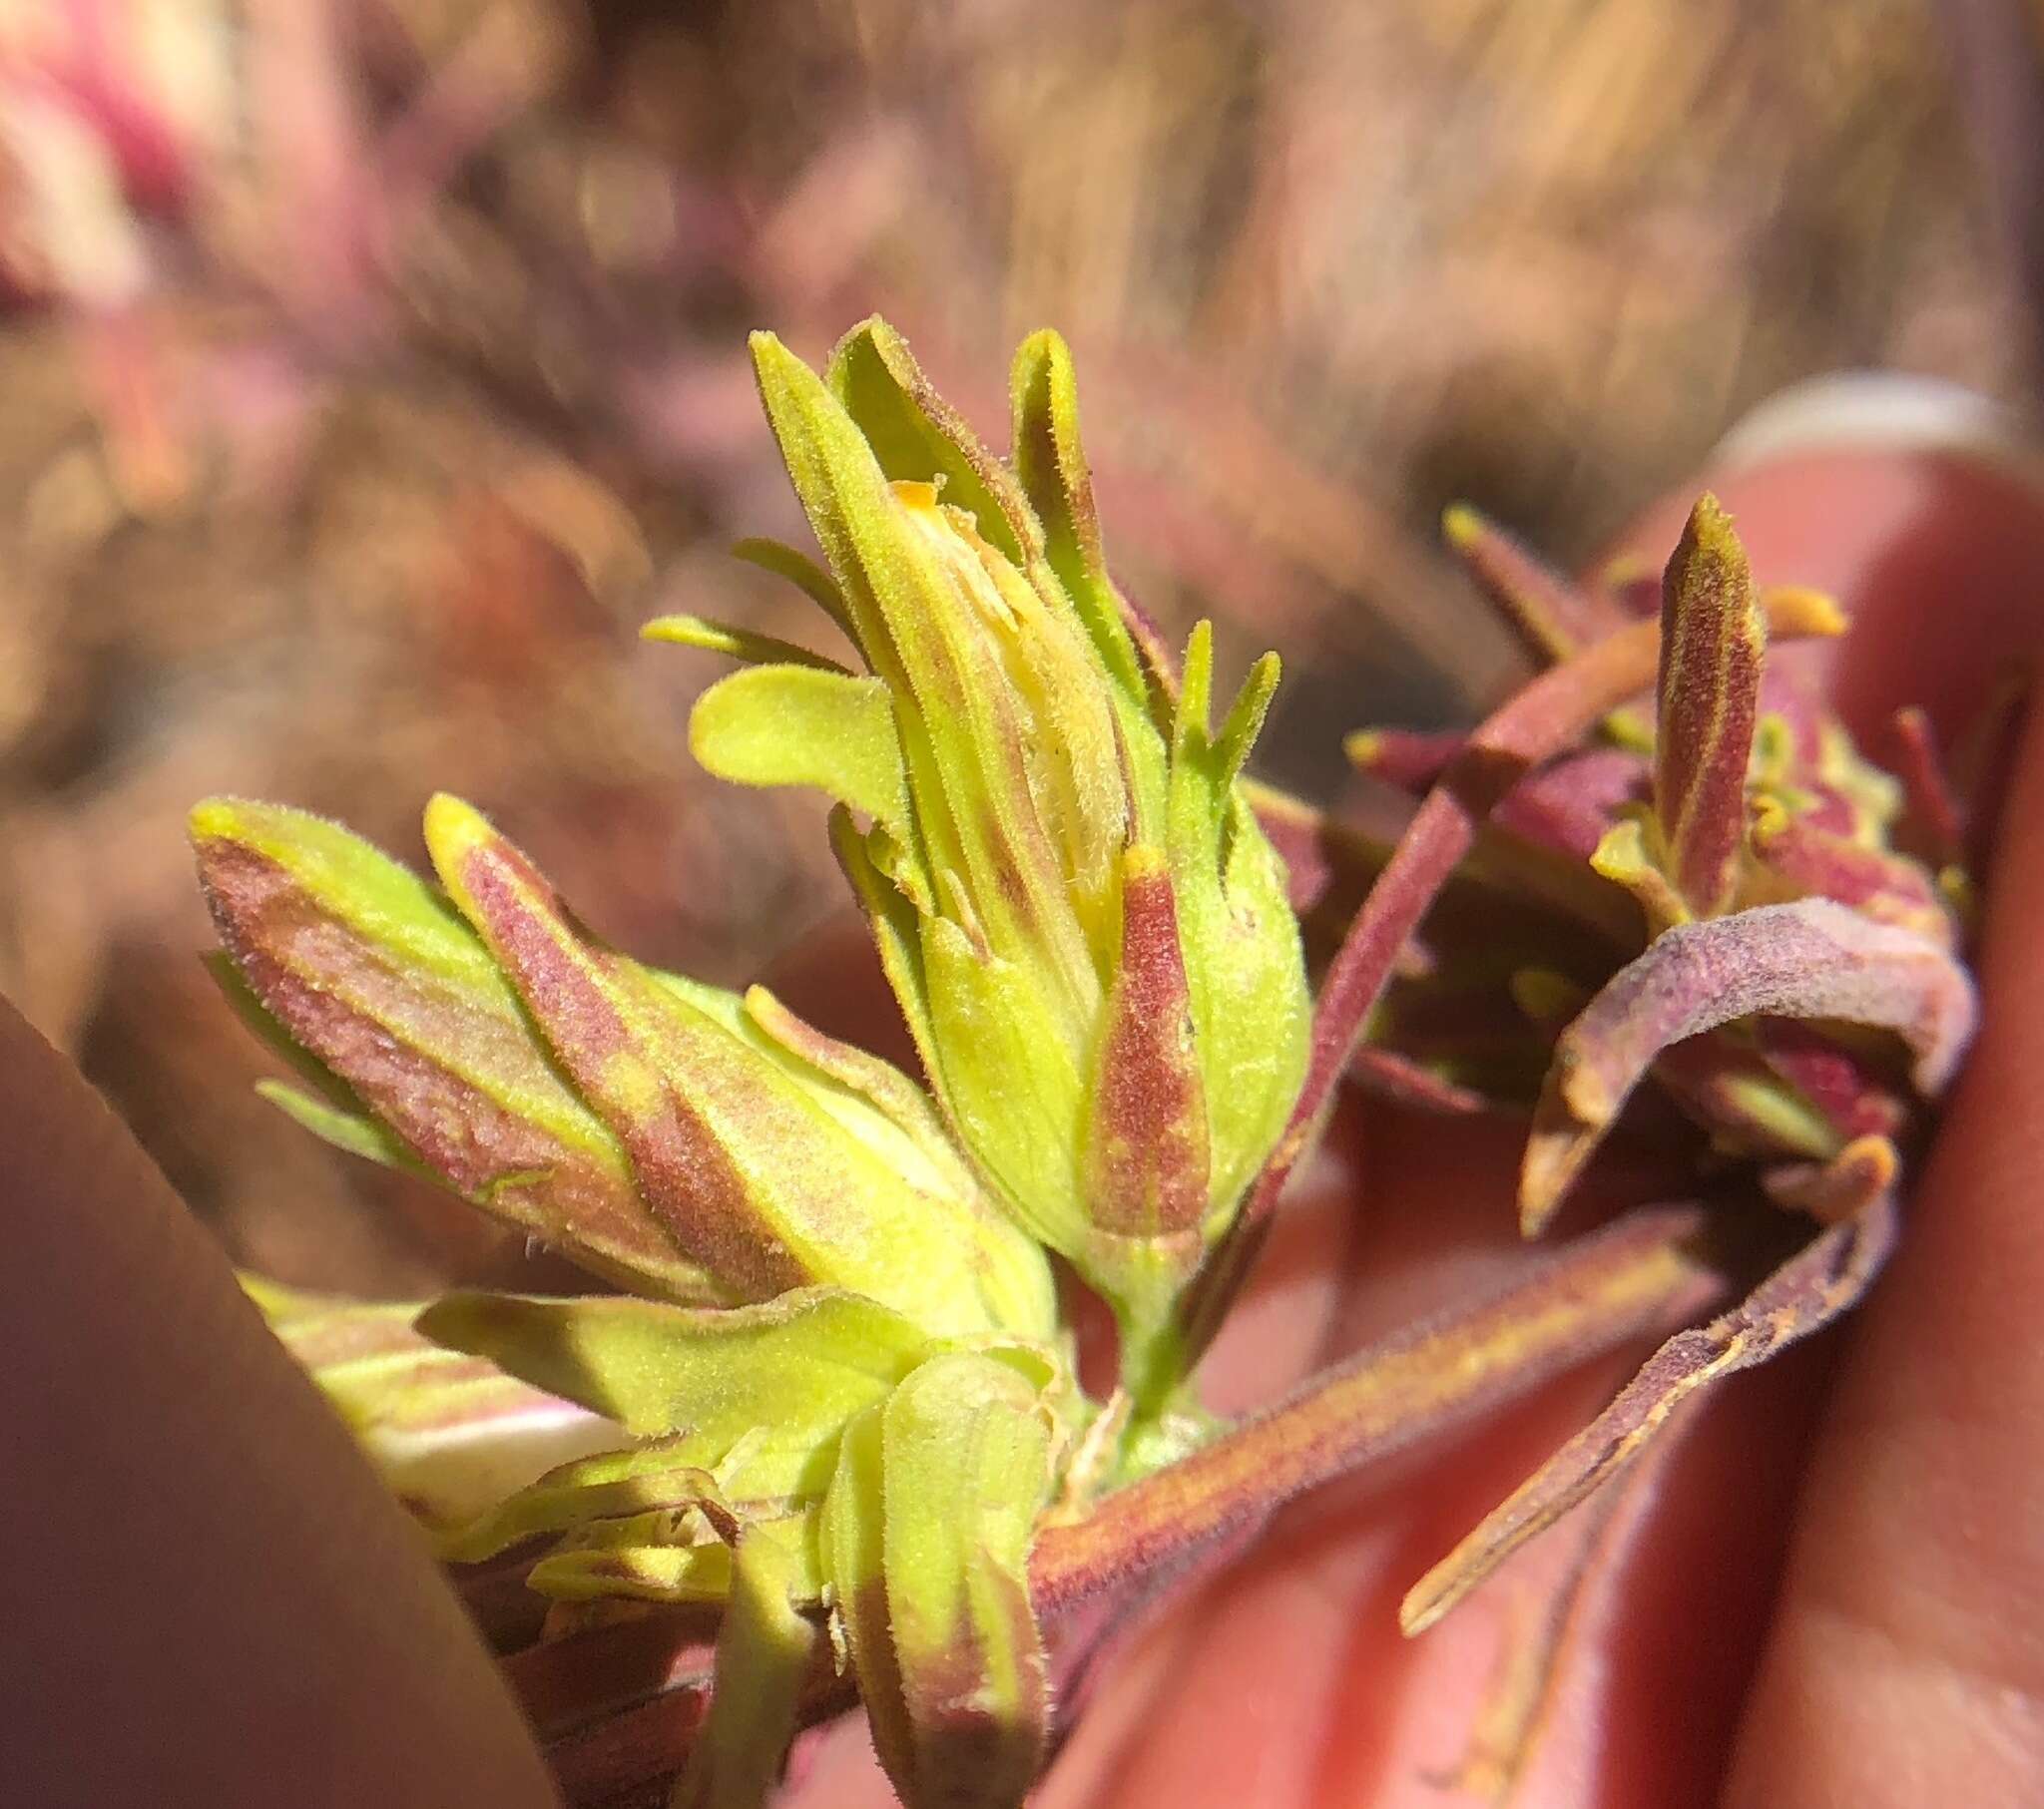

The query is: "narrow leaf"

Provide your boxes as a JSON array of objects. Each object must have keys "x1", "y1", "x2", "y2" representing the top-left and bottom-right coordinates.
[
  {"x1": 642, "y1": 615, "x2": 847, "y2": 674},
  {"x1": 1402, "y1": 1192, "x2": 1898, "y2": 1632},
  {"x1": 1037, "y1": 1202, "x2": 1726, "y2": 1608},
  {"x1": 730, "y1": 536, "x2": 859, "y2": 644},
  {"x1": 415, "y1": 1286, "x2": 929, "y2": 1496},
  {"x1": 1888, "y1": 705, "x2": 1965, "y2": 866},
  {"x1": 674, "y1": 1521, "x2": 825, "y2": 1809},
  {"x1": 1344, "y1": 726, "x2": 1464, "y2": 794},
  {"x1": 1522, "y1": 899, "x2": 1976, "y2": 1232},
  {"x1": 1442, "y1": 502, "x2": 1634, "y2": 663},
  {"x1": 1212, "y1": 652, "x2": 1281, "y2": 792}
]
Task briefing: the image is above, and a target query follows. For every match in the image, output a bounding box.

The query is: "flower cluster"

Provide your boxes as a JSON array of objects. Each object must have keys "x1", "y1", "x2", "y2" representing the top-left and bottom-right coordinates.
[
  {"x1": 198, "y1": 320, "x2": 1309, "y2": 1809},
  {"x1": 200, "y1": 320, "x2": 1981, "y2": 1809}
]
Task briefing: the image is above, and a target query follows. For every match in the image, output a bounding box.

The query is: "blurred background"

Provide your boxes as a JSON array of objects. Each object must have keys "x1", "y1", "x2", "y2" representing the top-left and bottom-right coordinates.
[{"x1": 1, "y1": 0, "x2": 2034, "y2": 1293}]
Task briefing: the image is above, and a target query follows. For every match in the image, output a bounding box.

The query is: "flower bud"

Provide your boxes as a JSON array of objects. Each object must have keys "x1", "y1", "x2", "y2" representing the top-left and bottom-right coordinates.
[{"x1": 690, "y1": 320, "x2": 1310, "y2": 1346}]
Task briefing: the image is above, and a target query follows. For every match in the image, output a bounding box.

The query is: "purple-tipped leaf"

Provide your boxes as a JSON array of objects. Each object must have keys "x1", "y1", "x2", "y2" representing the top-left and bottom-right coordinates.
[
  {"x1": 193, "y1": 800, "x2": 718, "y2": 1303},
  {"x1": 1442, "y1": 503, "x2": 1635, "y2": 664}
]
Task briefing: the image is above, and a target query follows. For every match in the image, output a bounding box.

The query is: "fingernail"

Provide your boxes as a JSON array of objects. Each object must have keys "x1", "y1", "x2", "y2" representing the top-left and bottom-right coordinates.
[{"x1": 1711, "y1": 372, "x2": 2040, "y2": 485}]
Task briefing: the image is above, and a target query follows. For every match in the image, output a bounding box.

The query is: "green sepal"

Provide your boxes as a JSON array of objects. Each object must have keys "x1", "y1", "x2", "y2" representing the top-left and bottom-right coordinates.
[
  {"x1": 821, "y1": 1349, "x2": 1055, "y2": 1809},
  {"x1": 689, "y1": 664, "x2": 909, "y2": 837},
  {"x1": 919, "y1": 912, "x2": 1090, "y2": 1258},
  {"x1": 414, "y1": 1286, "x2": 931, "y2": 1499},
  {"x1": 675, "y1": 1518, "x2": 826, "y2": 1809},
  {"x1": 1164, "y1": 627, "x2": 1311, "y2": 1220}
]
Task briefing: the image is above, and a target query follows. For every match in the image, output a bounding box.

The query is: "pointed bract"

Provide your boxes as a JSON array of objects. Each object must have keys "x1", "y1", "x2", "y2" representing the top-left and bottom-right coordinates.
[
  {"x1": 193, "y1": 799, "x2": 721, "y2": 1304},
  {"x1": 423, "y1": 793, "x2": 1056, "y2": 1337},
  {"x1": 824, "y1": 1350, "x2": 1056, "y2": 1809},
  {"x1": 1652, "y1": 496, "x2": 1766, "y2": 919}
]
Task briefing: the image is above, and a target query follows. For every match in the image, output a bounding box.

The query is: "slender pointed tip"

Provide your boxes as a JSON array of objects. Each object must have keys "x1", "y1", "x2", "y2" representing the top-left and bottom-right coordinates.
[
  {"x1": 748, "y1": 330, "x2": 803, "y2": 385},
  {"x1": 1440, "y1": 501, "x2": 1485, "y2": 548},
  {"x1": 421, "y1": 792, "x2": 493, "y2": 873},
  {"x1": 1016, "y1": 325, "x2": 1068, "y2": 362},
  {"x1": 1398, "y1": 1573, "x2": 1453, "y2": 1636},
  {"x1": 189, "y1": 796, "x2": 328, "y2": 857},
  {"x1": 1685, "y1": 490, "x2": 1740, "y2": 552},
  {"x1": 411, "y1": 1291, "x2": 487, "y2": 1353},
  {"x1": 189, "y1": 796, "x2": 245, "y2": 844},
  {"x1": 1518, "y1": 1127, "x2": 1587, "y2": 1237}
]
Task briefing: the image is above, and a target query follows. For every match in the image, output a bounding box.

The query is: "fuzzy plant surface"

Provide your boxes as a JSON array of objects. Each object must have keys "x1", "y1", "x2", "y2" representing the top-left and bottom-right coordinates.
[{"x1": 195, "y1": 318, "x2": 1987, "y2": 1809}]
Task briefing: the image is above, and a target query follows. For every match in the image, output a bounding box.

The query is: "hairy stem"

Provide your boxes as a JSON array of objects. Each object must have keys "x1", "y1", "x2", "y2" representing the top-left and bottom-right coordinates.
[{"x1": 1034, "y1": 1200, "x2": 1728, "y2": 1608}]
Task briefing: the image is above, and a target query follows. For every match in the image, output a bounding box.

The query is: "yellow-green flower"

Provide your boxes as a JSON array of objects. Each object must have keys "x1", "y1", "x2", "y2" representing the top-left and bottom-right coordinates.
[{"x1": 669, "y1": 319, "x2": 1310, "y2": 1384}]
